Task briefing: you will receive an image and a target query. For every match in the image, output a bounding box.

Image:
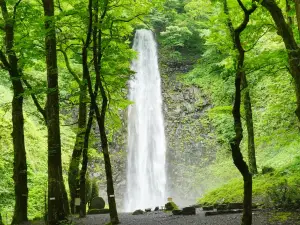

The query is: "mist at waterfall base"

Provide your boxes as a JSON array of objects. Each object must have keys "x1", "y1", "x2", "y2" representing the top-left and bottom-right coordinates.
[{"x1": 124, "y1": 29, "x2": 167, "y2": 212}]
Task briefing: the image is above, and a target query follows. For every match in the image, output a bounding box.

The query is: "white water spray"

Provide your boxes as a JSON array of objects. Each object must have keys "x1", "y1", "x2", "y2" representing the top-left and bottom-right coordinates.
[{"x1": 125, "y1": 29, "x2": 167, "y2": 212}]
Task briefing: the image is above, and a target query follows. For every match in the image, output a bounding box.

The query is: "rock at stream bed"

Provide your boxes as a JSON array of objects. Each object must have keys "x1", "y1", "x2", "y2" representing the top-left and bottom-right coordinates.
[
  {"x1": 182, "y1": 207, "x2": 196, "y2": 215},
  {"x1": 172, "y1": 209, "x2": 183, "y2": 215},
  {"x1": 165, "y1": 201, "x2": 178, "y2": 211},
  {"x1": 132, "y1": 209, "x2": 144, "y2": 215}
]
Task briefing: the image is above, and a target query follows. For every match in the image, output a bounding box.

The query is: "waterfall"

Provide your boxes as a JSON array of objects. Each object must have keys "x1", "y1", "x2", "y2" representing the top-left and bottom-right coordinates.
[{"x1": 125, "y1": 29, "x2": 167, "y2": 212}]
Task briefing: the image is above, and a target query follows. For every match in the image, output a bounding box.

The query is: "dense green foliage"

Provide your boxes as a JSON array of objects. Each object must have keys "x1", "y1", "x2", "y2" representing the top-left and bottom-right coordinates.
[
  {"x1": 151, "y1": 0, "x2": 300, "y2": 208},
  {"x1": 1, "y1": 0, "x2": 300, "y2": 223}
]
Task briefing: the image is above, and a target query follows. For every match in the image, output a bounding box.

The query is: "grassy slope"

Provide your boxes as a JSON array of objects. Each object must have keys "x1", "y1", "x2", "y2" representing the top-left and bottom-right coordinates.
[{"x1": 181, "y1": 63, "x2": 300, "y2": 206}]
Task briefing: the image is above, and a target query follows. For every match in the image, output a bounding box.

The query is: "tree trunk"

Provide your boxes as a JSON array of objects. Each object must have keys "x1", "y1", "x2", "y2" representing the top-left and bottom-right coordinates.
[
  {"x1": 259, "y1": 0, "x2": 300, "y2": 122},
  {"x1": 79, "y1": 0, "x2": 93, "y2": 217},
  {"x1": 295, "y1": 0, "x2": 300, "y2": 35},
  {"x1": 11, "y1": 67, "x2": 28, "y2": 225},
  {"x1": 0, "y1": 1, "x2": 28, "y2": 223},
  {"x1": 0, "y1": 213, "x2": 3, "y2": 225},
  {"x1": 286, "y1": 0, "x2": 293, "y2": 27},
  {"x1": 242, "y1": 76, "x2": 258, "y2": 175},
  {"x1": 91, "y1": 0, "x2": 119, "y2": 222},
  {"x1": 68, "y1": 83, "x2": 87, "y2": 214},
  {"x1": 224, "y1": 1, "x2": 255, "y2": 224},
  {"x1": 79, "y1": 106, "x2": 94, "y2": 218},
  {"x1": 42, "y1": 0, "x2": 70, "y2": 223}
]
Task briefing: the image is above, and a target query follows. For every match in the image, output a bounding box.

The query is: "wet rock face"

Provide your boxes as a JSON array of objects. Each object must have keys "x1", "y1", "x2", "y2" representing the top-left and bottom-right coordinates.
[{"x1": 160, "y1": 61, "x2": 219, "y2": 205}]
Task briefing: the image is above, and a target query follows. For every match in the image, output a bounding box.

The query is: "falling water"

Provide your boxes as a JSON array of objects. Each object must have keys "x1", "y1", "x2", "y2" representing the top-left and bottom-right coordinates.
[{"x1": 125, "y1": 29, "x2": 167, "y2": 212}]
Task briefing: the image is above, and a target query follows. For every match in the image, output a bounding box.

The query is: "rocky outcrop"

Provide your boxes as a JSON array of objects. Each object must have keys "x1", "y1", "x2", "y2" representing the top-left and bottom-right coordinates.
[{"x1": 160, "y1": 61, "x2": 220, "y2": 205}]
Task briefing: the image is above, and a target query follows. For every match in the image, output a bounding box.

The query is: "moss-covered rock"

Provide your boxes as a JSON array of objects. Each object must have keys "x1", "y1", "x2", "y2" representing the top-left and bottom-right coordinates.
[{"x1": 165, "y1": 201, "x2": 179, "y2": 211}]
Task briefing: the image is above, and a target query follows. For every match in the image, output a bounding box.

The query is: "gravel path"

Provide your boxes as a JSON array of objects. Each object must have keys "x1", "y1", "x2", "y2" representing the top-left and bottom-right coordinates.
[{"x1": 75, "y1": 210, "x2": 300, "y2": 225}]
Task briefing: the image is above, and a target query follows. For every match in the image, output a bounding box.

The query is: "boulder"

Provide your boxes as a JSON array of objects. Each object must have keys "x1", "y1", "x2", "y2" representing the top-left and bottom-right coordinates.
[
  {"x1": 154, "y1": 206, "x2": 159, "y2": 211},
  {"x1": 182, "y1": 207, "x2": 196, "y2": 215},
  {"x1": 132, "y1": 209, "x2": 144, "y2": 215},
  {"x1": 165, "y1": 201, "x2": 178, "y2": 211},
  {"x1": 145, "y1": 208, "x2": 151, "y2": 212},
  {"x1": 172, "y1": 209, "x2": 182, "y2": 215},
  {"x1": 87, "y1": 208, "x2": 110, "y2": 214},
  {"x1": 90, "y1": 197, "x2": 105, "y2": 210}
]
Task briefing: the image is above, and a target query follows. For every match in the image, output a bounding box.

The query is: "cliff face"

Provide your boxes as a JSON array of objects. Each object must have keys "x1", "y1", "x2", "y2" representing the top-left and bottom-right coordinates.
[{"x1": 160, "y1": 59, "x2": 221, "y2": 205}]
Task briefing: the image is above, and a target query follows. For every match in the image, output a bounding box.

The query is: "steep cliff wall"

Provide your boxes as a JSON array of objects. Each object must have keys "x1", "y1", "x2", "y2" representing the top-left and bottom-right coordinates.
[{"x1": 160, "y1": 58, "x2": 222, "y2": 205}]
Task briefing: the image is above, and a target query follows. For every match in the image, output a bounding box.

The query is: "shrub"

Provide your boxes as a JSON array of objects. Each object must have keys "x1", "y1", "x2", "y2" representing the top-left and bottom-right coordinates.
[{"x1": 266, "y1": 179, "x2": 300, "y2": 209}]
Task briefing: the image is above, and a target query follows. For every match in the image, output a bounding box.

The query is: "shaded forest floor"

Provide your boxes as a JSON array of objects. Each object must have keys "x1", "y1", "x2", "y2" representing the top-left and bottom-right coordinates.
[{"x1": 73, "y1": 210, "x2": 300, "y2": 225}]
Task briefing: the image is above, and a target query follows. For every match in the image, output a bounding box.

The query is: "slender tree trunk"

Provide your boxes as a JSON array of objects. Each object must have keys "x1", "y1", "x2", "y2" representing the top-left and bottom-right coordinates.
[
  {"x1": 0, "y1": 213, "x2": 3, "y2": 225},
  {"x1": 68, "y1": 84, "x2": 87, "y2": 214},
  {"x1": 0, "y1": 1, "x2": 28, "y2": 223},
  {"x1": 286, "y1": 0, "x2": 293, "y2": 27},
  {"x1": 224, "y1": 2, "x2": 258, "y2": 176},
  {"x1": 91, "y1": 1, "x2": 119, "y2": 222},
  {"x1": 42, "y1": 0, "x2": 69, "y2": 223},
  {"x1": 295, "y1": 0, "x2": 300, "y2": 35},
  {"x1": 224, "y1": 1, "x2": 255, "y2": 224},
  {"x1": 79, "y1": 106, "x2": 94, "y2": 218},
  {"x1": 242, "y1": 76, "x2": 258, "y2": 175},
  {"x1": 231, "y1": 58, "x2": 253, "y2": 225},
  {"x1": 259, "y1": 0, "x2": 300, "y2": 122},
  {"x1": 11, "y1": 67, "x2": 28, "y2": 225},
  {"x1": 79, "y1": 0, "x2": 93, "y2": 217}
]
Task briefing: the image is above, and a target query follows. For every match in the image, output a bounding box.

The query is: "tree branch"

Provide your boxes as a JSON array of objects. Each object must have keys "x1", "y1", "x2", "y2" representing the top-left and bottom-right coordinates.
[
  {"x1": 58, "y1": 46, "x2": 81, "y2": 85},
  {"x1": 22, "y1": 77, "x2": 47, "y2": 122},
  {"x1": 13, "y1": 0, "x2": 22, "y2": 23},
  {"x1": 0, "y1": 0, "x2": 9, "y2": 22},
  {"x1": 0, "y1": 49, "x2": 10, "y2": 69}
]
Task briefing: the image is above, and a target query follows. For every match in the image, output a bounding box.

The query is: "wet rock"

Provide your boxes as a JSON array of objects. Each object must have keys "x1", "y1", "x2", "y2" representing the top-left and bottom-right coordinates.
[
  {"x1": 182, "y1": 207, "x2": 196, "y2": 215},
  {"x1": 172, "y1": 209, "x2": 183, "y2": 215},
  {"x1": 165, "y1": 201, "x2": 178, "y2": 211},
  {"x1": 132, "y1": 209, "x2": 144, "y2": 215}
]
